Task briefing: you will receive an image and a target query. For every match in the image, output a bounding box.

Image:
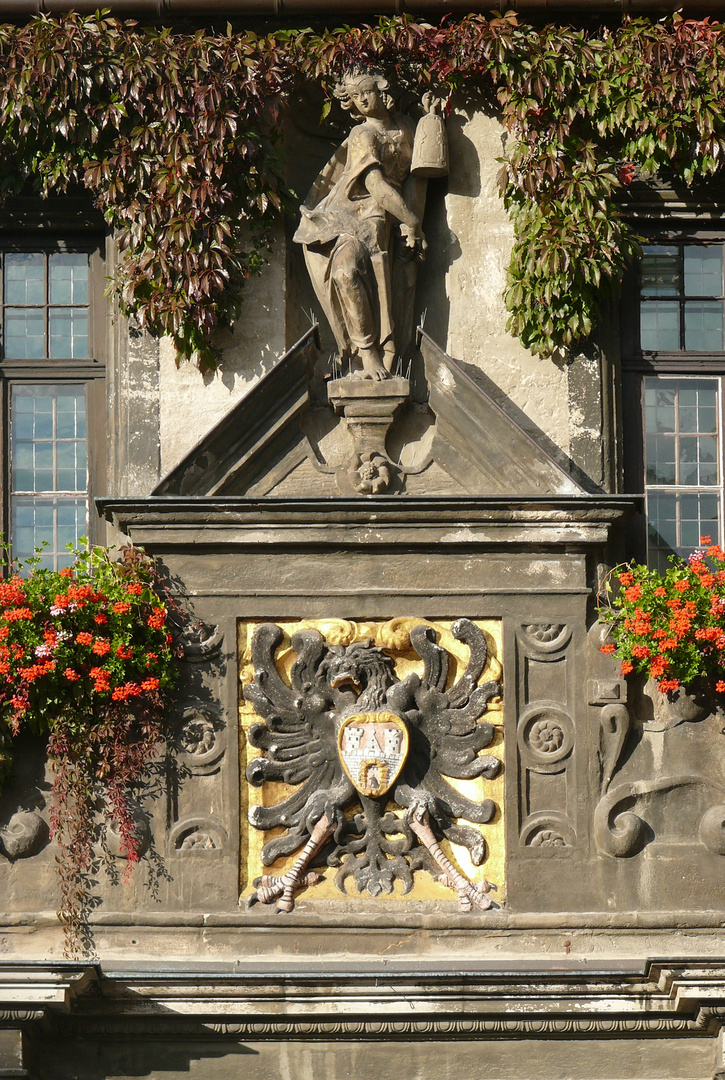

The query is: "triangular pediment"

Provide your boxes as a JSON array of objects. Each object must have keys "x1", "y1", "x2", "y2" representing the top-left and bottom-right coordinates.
[
  {"x1": 418, "y1": 330, "x2": 584, "y2": 496},
  {"x1": 153, "y1": 326, "x2": 584, "y2": 498},
  {"x1": 153, "y1": 328, "x2": 318, "y2": 497}
]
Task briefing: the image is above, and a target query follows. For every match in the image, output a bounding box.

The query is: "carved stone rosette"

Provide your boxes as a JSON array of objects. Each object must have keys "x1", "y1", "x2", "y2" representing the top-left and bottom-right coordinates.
[{"x1": 514, "y1": 621, "x2": 577, "y2": 853}]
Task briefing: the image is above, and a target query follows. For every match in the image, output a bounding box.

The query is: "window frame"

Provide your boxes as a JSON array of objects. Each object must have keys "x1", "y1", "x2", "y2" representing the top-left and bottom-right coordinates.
[
  {"x1": 0, "y1": 232, "x2": 107, "y2": 565},
  {"x1": 621, "y1": 224, "x2": 725, "y2": 565}
]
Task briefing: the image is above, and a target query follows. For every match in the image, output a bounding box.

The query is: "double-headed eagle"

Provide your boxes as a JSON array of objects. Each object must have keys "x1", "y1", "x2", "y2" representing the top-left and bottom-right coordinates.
[{"x1": 244, "y1": 619, "x2": 501, "y2": 912}]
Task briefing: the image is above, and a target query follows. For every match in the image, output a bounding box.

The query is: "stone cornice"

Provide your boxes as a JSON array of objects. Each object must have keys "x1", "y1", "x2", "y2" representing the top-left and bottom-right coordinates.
[
  {"x1": 0, "y1": 964, "x2": 98, "y2": 1018},
  {"x1": 5, "y1": 960, "x2": 720, "y2": 1040},
  {"x1": 96, "y1": 494, "x2": 637, "y2": 552},
  {"x1": 3, "y1": 960, "x2": 725, "y2": 1047}
]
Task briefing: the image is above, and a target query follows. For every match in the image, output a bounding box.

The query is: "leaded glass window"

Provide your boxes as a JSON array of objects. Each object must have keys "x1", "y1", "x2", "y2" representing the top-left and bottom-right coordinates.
[
  {"x1": 0, "y1": 248, "x2": 97, "y2": 570},
  {"x1": 628, "y1": 238, "x2": 725, "y2": 567},
  {"x1": 3, "y1": 253, "x2": 89, "y2": 360},
  {"x1": 643, "y1": 377, "x2": 722, "y2": 571},
  {"x1": 9, "y1": 386, "x2": 88, "y2": 569},
  {"x1": 640, "y1": 244, "x2": 725, "y2": 352}
]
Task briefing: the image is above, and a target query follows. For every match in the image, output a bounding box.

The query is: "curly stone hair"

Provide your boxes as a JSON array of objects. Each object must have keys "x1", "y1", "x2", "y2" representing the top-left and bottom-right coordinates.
[{"x1": 333, "y1": 64, "x2": 395, "y2": 117}]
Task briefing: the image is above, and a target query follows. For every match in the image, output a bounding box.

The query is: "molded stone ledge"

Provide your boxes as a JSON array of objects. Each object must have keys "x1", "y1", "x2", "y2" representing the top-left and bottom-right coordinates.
[
  {"x1": 4, "y1": 959, "x2": 725, "y2": 1036},
  {"x1": 96, "y1": 495, "x2": 637, "y2": 552},
  {"x1": 0, "y1": 964, "x2": 97, "y2": 1013}
]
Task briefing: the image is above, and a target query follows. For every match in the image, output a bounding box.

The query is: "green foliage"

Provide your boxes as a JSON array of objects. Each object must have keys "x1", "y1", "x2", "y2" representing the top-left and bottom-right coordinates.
[
  {"x1": 0, "y1": 10, "x2": 724, "y2": 364},
  {"x1": 0, "y1": 10, "x2": 293, "y2": 372}
]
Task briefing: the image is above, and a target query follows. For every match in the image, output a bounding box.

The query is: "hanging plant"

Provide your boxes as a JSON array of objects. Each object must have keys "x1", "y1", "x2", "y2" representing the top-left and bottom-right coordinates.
[
  {"x1": 0, "y1": 542, "x2": 177, "y2": 955},
  {"x1": 598, "y1": 537, "x2": 725, "y2": 695},
  {"x1": 0, "y1": 11, "x2": 722, "y2": 367}
]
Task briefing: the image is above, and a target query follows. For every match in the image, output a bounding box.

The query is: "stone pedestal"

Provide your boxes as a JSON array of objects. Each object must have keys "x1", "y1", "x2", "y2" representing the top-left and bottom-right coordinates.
[{"x1": 327, "y1": 376, "x2": 409, "y2": 494}]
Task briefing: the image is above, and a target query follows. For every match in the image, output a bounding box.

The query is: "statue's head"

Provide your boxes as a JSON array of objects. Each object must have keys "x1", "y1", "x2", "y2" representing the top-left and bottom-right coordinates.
[{"x1": 334, "y1": 65, "x2": 394, "y2": 119}]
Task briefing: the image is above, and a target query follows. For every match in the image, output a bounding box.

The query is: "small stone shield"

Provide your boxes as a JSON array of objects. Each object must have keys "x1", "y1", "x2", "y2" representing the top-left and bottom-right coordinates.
[{"x1": 337, "y1": 712, "x2": 409, "y2": 798}]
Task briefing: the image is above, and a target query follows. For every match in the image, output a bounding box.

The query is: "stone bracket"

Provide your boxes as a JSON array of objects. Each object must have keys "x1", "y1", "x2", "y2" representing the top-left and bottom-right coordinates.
[{"x1": 327, "y1": 375, "x2": 409, "y2": 494}]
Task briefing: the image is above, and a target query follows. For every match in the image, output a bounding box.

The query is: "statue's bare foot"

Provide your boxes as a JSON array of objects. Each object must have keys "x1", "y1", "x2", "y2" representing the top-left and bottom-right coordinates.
[{"x1": 359, "y1": 349, "x2": 389, "y2": 381}]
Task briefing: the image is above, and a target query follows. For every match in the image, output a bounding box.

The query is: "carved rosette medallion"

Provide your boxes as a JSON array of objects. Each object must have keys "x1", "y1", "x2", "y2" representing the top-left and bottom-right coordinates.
[
  {"x1": 338, "y1": 713, "x2": 409, "y2": 797},
  {"x1": 518, "y1": 705, "x2": 574, "y2": 769}
]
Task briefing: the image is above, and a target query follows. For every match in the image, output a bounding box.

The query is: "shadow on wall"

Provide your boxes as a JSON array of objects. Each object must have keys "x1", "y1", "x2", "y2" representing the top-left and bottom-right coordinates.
[
  {"x1": 208, "y1": 254, "x2": 287, "y2": 394},
  {"x1": 31, "y1": 1037, "x2": 258, "y2": 1080},
  {"x1": 452, "y1": 355, "x2": 606, "y2": 495},
  {"x1": 415, "y1": 105, "x2": 482, "y2": 368}
]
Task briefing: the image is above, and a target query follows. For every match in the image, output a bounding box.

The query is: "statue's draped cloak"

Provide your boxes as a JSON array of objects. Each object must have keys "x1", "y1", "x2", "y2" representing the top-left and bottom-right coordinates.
[{"x1": 294, "y1": 115, "x2": 416, "y2": 361}]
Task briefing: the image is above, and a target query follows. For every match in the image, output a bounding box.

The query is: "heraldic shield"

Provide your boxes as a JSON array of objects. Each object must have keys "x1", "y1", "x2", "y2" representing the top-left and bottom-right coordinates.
[{"x1": 337, "y1": 712, "x2": 410, "y2": 798}]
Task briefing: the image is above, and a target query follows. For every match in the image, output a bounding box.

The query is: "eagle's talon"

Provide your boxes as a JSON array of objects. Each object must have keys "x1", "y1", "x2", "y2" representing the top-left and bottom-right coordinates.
[{"x1": 253, "y1": 870, "x2": 325, "y2": 911}]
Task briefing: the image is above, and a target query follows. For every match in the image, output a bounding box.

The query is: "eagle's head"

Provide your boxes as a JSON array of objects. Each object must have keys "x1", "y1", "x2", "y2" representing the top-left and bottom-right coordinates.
[{"x1": 322, "y1": 639, "x2": 396, "y2": 708}]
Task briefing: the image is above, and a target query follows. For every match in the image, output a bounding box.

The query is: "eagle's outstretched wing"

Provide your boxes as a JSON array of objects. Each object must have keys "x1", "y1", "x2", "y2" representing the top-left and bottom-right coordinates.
[
  {"x1": 244, "y1": 623, "x2": 354, "y2": 865},
  {"x1": 391, "y1": 618, "x2": 501, "y2": 865}
]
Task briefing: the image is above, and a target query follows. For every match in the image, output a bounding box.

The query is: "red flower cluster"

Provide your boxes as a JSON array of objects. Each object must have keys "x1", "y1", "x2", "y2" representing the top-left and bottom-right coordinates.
[
  {"x1": 147, "y1": 606, "x2": 166, "y2": 630},
  {"x1": 600, "y1": 537, "x2": 725, "y2": 693},
  {"x1": 4, "y1": 608, "x2": 33, "y2": 622},
  {"x1": 0, "y1": 547, "x2": 176, "y2": 733},
  {"x1": 111, "y1": 682, "x2": 143, "y2": 701},
  {"x1": 0, "y1": 578, "x2": 26, "y2": 607}
]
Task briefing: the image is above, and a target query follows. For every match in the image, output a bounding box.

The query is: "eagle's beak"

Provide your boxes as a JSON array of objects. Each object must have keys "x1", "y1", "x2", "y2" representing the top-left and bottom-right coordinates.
[{"x1": 330, "y1": 671, "x2": 361, "y2": 692}]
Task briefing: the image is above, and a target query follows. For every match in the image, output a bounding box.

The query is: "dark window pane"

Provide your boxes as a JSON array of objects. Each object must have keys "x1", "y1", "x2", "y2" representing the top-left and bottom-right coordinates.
[
  {"x1": 4, "y1": 253, "x2": 43, "y2": 305},
  {"x1": 5, "y1": 310, "x2": 44, "y2": 359},
  {"x1": 684, "y1": 301, "x2": 724, "y2": 351},
  {"x1": 644, "y1": 377, "x2": 722, "y2": 568},
  {"x1": 641, "y1": 246, "x2": 679, "y2": 296},
  {"x1": 10, "y1": 496, "x2": 87, "y2": 569},
  {"x1": 11, "y1": 385, "x2": 86, "y2": 494},
  {"x1": 49, "y1": 308, "x2": 88, "y2": 358},
  {"x1": 49, "y1": 253, "x2": 88, "y2": 305},
  {"x1": 647, "y1": 490, "x2": 720, "y2": 569}
]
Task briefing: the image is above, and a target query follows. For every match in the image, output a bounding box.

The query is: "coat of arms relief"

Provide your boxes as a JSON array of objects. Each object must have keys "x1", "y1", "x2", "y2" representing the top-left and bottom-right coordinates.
[{"x1": 239, "y1": 618, "x2": 503, "y2": 911}]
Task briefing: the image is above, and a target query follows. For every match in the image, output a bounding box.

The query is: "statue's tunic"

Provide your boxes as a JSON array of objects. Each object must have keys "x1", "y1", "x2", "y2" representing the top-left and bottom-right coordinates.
[{"x1": 294, "y1": 114, "x2": 416, "y2": 362}]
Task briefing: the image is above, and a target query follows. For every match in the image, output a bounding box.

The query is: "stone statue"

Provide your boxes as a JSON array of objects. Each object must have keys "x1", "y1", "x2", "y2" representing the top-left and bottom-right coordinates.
[{"x1": 294, "y1": 66, "x2": 448, "y2": 381}]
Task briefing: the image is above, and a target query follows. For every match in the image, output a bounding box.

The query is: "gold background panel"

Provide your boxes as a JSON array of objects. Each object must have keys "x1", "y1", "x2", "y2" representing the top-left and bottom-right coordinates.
[{"x1": 238, "y1": 617, "x2": 504, "y2": 906}]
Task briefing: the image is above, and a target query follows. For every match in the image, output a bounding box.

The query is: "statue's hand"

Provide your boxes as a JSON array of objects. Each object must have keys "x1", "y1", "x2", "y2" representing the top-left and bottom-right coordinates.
[
  {"x1": 422, "y1": 91, "x2": 443, "y2": 116},
  {"x1": 400, "y1": 223, "x2": 427, "y2": 259}
]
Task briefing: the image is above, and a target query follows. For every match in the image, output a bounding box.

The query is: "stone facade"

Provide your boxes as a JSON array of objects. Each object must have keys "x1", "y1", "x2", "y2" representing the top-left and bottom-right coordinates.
[{"x1": 1, "y1": 11, "x2": 725, "y2": 1080}]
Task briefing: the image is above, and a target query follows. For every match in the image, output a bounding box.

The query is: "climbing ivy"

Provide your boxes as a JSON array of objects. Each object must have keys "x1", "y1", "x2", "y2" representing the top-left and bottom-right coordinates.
[{"x1": 0, "y1": 10, "x2": 722, "y2": 367}]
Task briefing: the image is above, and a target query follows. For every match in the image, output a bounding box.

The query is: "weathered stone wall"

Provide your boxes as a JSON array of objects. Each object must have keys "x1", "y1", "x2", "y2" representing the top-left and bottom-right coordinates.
[
  {"x1": 142, "y1": 104, "x2": 612, "y2": 493},
  {"x1": 158, "y1": 225, "x2": 287, "y2": 476}
]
